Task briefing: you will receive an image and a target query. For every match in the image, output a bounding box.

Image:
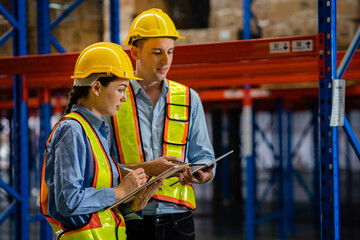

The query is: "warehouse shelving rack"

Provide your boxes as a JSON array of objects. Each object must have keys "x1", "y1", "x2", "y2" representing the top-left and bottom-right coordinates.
[{"x1": 0, "y1": 0, "x2": 360, "y2": 239}]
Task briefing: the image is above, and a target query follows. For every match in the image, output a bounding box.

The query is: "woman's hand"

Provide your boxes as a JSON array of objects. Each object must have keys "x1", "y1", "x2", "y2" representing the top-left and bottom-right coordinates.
[
  {"x1": 130, "y1": 179, "x2": 164, "y2": 212},
  {"x1": 113, "y1": 168, "x2": 147, "y2": 201}
]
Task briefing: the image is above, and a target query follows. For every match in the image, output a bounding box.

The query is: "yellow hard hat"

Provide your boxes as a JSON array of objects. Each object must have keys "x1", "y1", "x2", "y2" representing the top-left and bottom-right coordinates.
[
  {"x1": 72, "y1": 42, "x2": 142, "y2": 81},
  {"x1": 125, "y1": 8, "x2": 185, "y2": 47}
]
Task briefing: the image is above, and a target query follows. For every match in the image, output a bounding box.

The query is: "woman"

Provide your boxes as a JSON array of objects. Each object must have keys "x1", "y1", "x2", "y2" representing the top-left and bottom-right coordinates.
[{"x1": 40, "y1": 42, "x2": 163, "y2": 239}]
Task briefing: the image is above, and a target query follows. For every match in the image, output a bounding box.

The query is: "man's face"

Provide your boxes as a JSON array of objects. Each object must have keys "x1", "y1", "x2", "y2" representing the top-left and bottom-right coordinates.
[{"x1": 134, "y1": 38, "x2": 175, "y2": 82}]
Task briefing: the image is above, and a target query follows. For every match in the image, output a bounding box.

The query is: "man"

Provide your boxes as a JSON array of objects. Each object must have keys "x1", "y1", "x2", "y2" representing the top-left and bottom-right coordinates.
[{"x1": 105, "y1": 8, "x2": 215, "y2": 240}]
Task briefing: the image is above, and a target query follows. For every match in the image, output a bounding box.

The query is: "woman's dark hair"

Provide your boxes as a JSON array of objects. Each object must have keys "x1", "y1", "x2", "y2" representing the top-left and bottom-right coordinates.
[{"x1": 64, "y1": 75, "x2": 118, "y2": 115}]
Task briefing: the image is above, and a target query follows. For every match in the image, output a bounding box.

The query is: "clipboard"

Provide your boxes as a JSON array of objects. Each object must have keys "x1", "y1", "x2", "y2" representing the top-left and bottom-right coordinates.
[{"x1": 106, "y1": 163, "x2": 190, "y2": 210}]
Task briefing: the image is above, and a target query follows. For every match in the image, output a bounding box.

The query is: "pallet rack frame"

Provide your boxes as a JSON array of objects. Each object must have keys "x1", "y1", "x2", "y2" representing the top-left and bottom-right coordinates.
[{"x1": 0, "y1": 1, "x2": 360, "y2": 239}]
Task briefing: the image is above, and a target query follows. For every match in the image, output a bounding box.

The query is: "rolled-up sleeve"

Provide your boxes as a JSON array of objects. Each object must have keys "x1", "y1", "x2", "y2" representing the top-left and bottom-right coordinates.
[{"x1": 186, "y1": 89, "x2": 216, "y2": 181}]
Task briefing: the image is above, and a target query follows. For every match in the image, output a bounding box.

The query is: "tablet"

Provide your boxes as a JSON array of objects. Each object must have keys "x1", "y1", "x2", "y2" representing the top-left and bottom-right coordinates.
[{"x1": 192, "y1": 150, "x2": 234, "y2": 175}]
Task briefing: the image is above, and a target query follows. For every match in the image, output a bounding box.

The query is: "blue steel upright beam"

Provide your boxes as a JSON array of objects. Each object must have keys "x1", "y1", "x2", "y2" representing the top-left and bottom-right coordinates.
[
  {"x1": 110, "y1": 0, "x2": 120, "y2": 44},
  {"x1": 318, "y1": 0, "x2": 339, "y2": 239},
  {"x1": 38, "y1": 89, "x2": 53, "y2": 240},
  {"x1": 36, "y1": 2, "x2": 57, "y2": 239},
  {"x1": 37, "y1": 0, "x2": 51, "y2": 54},
  {"x1": 11, "y1": 1, "x2": 29, "y2": 240},
  {"x1": 276, "y1": 99, "x2": 285, "y2": 239},
  {"x1": 243, "y1": 0, "x2": 251, "y2": 40},
  {"x1": 330, "y1": 0, "x2": 340, "y2": 239},
  {"x1": 285, "y1": 110, "x2": 294, "y2": 237},
  {"x1": 0, "y1": 2, "x2": 26, "y2": 239},
  {"x1": 312, "y1": 106, "x2": 321, "y2": 229},
  {"x1": 12, "y1": 0, "x2": 27, "y2": 56},
  {"x1": 244, "y1": 88, "x2": 255, "y2": 240}
]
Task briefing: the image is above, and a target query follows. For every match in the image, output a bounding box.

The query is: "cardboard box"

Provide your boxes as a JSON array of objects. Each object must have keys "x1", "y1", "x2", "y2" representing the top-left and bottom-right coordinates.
[
  {"x1": 252, "y1": 0, "x2": 270, "y2": 21},
  {"x1": 267, "y1": 0, "x2": 317, "y2": 21},
  {"x1": 337, "y1": 17, "x2": 360, "y2": 49},
  {"x1": 209, "y1": 8, "x2": 243, "y2": 28},
  {"x1": 262, "y1": 18, "x2": 317, "y2": 38},
  {"x1": 338, "y1": 0, "x2": 360, "y2": 20},
  {"x1": 134, "y1": 0, "x2": 169, "y2": 16}
]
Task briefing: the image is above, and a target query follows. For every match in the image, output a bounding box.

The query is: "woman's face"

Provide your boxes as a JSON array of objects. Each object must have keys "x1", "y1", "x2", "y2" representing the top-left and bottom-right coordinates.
[{"x1": 95, "y1": 78, "x2": 129, "y2": 116}]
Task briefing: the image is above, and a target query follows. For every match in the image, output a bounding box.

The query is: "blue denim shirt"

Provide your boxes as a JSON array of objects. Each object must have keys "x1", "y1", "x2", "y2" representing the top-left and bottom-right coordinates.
[
  {"x1": 44, "y1": 105, "x2": 118, "y2": 229},
  {"x1": 105, "y1": 79, "x2": 215, "y2": 215}
]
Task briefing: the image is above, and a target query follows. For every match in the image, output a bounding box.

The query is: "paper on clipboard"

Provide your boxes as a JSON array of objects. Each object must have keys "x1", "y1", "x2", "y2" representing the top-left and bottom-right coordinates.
[
  {"x1": 191, "y1": 150, "x2": 234, "y2": 175},
  {"x1": 106, "y1": 163, "x2": 190, "y2": 210}
]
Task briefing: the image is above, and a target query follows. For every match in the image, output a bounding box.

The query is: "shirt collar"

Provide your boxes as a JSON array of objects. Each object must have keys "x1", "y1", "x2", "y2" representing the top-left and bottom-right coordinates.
[
  {"x1": 130, "y1": 79, "x2": 169, "y2": 98},
  {"x1": 70, "y1": 105, "x2": 109, "y2": 133}
]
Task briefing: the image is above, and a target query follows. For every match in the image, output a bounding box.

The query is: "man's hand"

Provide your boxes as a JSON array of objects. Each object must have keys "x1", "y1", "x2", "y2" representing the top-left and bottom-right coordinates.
[
  {"x1": 178, "y1": 164, "x2": 215, "y2": 185},
  {"x1": 146, "y1": 155, "x2": 185, "y2": 176}
]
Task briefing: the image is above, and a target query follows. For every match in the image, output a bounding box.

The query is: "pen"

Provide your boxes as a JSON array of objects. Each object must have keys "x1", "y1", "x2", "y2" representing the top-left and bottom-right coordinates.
[
  {"x1": 119, "y1": 166, "x2": 149, "y2": 178},
  {"x1": 119, "y1": 166, "x2": 134, "y2": 172}
]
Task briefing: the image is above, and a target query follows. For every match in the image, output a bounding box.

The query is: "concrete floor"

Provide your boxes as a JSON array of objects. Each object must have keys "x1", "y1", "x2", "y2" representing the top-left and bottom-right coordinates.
[{"x1": 194, "y1": 199, "x2": 360, "y2": 240}]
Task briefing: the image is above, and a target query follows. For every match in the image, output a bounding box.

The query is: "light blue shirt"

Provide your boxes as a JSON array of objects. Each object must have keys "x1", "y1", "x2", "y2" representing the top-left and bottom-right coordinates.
[
  {"x1": 106, "y1": 79, "x2": 215, "y2": 215},
  {"x1": 44, "y1": 105, "x2": 118, "y2": 228}
]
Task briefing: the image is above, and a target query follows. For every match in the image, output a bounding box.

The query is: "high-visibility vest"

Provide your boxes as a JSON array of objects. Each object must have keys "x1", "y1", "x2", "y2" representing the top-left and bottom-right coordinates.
[
  {"x1": 113, "y1": 79, "x2": 196, "y2": 210},
  {"x1": 40, "y1": 112, "x2": 126, "y2": 239}
]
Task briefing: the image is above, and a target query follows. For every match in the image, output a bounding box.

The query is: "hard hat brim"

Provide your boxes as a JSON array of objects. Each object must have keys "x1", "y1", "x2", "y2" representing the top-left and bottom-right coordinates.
[{"x1": 72, "y1": 66, "x2": 142, "y2": 81}]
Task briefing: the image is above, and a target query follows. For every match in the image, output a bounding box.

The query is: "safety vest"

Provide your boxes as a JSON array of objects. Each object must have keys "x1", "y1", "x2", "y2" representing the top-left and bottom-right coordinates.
[
  {"x1": 113, "y1": 79, "x2": 196, "y2": 210},
  {"x1": 40, "y1": 112, "x2": 126, "y2": 239}
]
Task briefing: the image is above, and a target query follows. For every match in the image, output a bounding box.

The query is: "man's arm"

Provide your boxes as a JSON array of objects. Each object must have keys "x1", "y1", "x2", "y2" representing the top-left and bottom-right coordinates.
[
  {"x1": 181, "y1": 89, "x2": 216, "y2": 185},
  {"x1": 122, "y1": 155, "x2": 182, "y2": 176}
]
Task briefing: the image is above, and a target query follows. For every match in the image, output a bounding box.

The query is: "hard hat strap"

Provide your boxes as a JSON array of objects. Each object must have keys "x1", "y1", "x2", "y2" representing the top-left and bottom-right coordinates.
[{"x1": 73, "y1": 73, "x2": 114, "y2": 86}]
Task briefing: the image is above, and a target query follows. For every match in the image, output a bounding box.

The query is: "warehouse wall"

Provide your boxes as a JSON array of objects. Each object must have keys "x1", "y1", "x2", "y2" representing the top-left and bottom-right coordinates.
[{"x1": 1, "y1": 0, "x2": 359, "y2": 57}]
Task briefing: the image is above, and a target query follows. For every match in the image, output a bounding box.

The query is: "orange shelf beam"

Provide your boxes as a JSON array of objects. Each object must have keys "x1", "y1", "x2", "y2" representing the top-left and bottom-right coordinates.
[{"x1": 0, "y1": 35, "x2": 359, "y2": 103}]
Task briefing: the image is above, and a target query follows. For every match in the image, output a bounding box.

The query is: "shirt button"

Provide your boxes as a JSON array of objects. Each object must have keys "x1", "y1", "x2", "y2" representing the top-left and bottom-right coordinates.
[
  {"x1": 155, "y1": 218, "x2": 160, "y2": 224},
  {"x1": 154, "y1": 146, "x2": 159, "y2": 150}
]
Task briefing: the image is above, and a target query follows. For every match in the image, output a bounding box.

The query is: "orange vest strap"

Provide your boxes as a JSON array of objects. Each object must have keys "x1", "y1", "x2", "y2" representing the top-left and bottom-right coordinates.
[{"x1": 40, "y1": 112, "x2": 125, "y2": 239}]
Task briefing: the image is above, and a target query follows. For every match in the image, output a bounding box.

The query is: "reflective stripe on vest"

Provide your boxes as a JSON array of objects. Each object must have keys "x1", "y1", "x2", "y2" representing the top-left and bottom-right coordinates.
[
  {"x1": 113, "y1": 84, "x2": 144, "y2": 164},
  {"x1": 113, "y1": 80, "x2": 196, "y2": 210},
  {"x1": 163, "y1": 79, "x2": 190, "y2": 160},
  {"x1": 40, "y1": 112, "x2": 126, "y2": 239}
]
